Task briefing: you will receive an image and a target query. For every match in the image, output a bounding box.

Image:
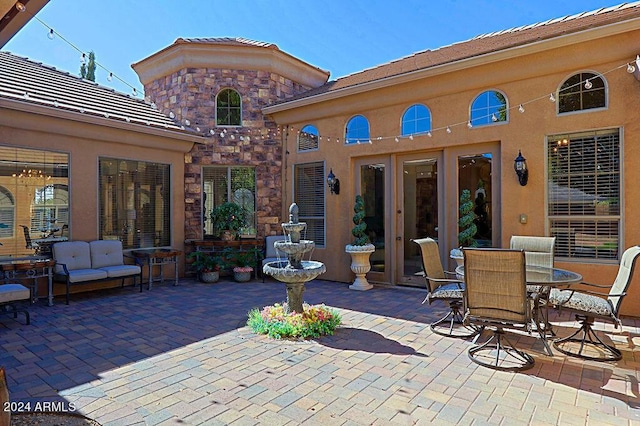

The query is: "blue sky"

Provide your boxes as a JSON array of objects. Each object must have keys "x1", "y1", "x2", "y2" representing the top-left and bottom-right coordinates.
[{"x1": 4, "y1": 0, "x2": 628, "y2": 97}]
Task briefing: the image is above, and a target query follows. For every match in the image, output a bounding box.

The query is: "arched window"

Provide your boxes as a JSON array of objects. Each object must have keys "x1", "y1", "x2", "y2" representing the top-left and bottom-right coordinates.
[
  {"x1": 0, "y1": 186, "x2": 15, "y2": 238},
  {"x1": 558, "y1": 72, "x2": 606, "y2": 114},
  {"x1": 401, "y1": 104, "x2": 431, "y2": 136},
  {"x1": 345, "y1": 115, "x2": 370, "y2": 144},
  {"x1": 216, "y1": 88, "x2": 242, "y2": 126},
  {"x1": 470, "y1": 90, "x2": 508, "y2": 127},
  {"x1": 298, "y1": 125, "x2": 319, "y2": 151}
]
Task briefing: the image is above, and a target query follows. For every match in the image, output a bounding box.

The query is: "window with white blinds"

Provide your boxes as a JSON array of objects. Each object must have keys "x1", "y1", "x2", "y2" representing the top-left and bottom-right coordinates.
[
  {"x1": 98, "y1": 158, "x2": 171, "y2": 249},
  {"x1": 0, "y1": 146, "x2": 69, "y2": 256},
  {"x1": 547, "y1": 128, "x2": 620, "y2": 261},
  {"x1": 293, "y1": 162, "x2": 325, "y2": 247},
  {"x1": 202, "y1": 167, "x2": 256, "y2": 236},
  {"x1": 298, "y1": 125, "x2": 319, "y2": 151}
]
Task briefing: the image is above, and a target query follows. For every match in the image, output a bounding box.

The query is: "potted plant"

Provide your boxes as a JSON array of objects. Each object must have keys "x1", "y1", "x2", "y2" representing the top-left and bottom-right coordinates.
[
  {"x1": 452, "y1": 189, "x2": 478, "y2": 267},
  {"x1": 210, "y1": 202, "x2": 247, "y2": 241},
  {"x1": 230, "y1": 247, "x2": 262, "y2": 282},
  {"x1": 345, "y1": 195, "x2": 375, "y2": 291},
  {"x1": 188, "y1": 251, "x2": 221, "y2": 283}
]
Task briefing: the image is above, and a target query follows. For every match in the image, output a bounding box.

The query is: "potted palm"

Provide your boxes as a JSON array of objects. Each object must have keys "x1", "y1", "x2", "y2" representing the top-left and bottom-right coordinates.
[
  {"x1": 345, "y1": 195, "x2": 375, "y2": 291},
  {"x1": 210, "y1": 202, "x2": 247, "y2": 241},
  {"x1": 188, "y1": 251, "x2": 221, "y2": 283}
]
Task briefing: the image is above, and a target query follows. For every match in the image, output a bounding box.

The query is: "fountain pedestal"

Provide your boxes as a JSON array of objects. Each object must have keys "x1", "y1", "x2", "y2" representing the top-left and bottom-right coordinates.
[{"x1": 262, "y1": 203, "x2": 326, "y2": 313}]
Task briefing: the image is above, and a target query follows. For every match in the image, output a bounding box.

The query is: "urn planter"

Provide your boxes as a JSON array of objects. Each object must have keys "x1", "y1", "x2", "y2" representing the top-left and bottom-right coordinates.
[{"x1": 345, "y1": 243, "x2": 375, "y2": 291}]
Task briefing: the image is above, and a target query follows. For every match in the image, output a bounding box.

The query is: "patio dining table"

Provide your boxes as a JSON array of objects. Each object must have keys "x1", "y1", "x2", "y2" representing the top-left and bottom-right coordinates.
[{"x1": 455, "y1": 264, "x2": 582, "y2": 355}]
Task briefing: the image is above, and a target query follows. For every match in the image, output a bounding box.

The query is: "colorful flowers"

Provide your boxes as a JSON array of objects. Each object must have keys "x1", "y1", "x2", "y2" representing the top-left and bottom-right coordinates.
[
  {"x1": 233, "y1": 266, "x2": 253, "y2": 273},
  {"x1": 247, "y1": 303, "x2": 341, "y2": 339}
]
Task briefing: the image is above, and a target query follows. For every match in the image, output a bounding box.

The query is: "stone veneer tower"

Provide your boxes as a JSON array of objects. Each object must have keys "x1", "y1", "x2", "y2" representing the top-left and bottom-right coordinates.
[{"x1": 132, "y1": 38, "x2": 329, "y2": 240}]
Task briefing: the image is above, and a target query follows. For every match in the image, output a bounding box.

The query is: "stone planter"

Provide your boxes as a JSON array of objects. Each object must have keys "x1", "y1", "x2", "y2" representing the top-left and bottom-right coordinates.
[
  {"x1": 234, "y1": 270, "x2": 252, "y2": 282},
  {"x1": 199, "y1": 271, "x2": 219, "y2": 283},
  {"x1": 345, "y1": 243, "x2": 375, "y2": 291}
]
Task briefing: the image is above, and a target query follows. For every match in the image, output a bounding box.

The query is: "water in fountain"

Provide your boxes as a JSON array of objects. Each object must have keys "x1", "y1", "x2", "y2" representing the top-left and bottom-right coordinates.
[{"x1": 262, "y1": 203, "x2": 326, "y2": 313}]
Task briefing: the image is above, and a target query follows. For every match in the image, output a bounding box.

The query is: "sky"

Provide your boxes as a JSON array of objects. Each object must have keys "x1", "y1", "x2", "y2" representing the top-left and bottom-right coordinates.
[{"x1": 3, "y1": 0, "x2": 631, "y2": 97}]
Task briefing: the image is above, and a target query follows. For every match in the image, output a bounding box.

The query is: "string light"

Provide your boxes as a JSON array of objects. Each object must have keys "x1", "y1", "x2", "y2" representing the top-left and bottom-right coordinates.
[
  {"x1": 47, "y1": 28, "x2": 54, "y2": 40},
  {"x1": 467, "y1": 121, "x2": 473, "y2": 129},
  {"x1": 627, "y1": 63, "x2": 636, "y2": 73},
  {"x1": 107, "y1": 72, "x2": 113, "y2": 82},
  {"x1": 584, "y1": 79, "x2": 592, "y2": 89},
  {"x1": 549, "y1": 93, "x2": 556, "y2": 102},
  {"x1": 15, "y1": 2, "x2": 26, "y2": 12},
  {"x1": 446, "y1": 127, "x2": 452, "y2": 134},
  {"x1": 80, "y1": 53, "x2": 86, "y2": 64},
  {"x1": 518, "y1": 104, "x2": 525, "y2": 113}
]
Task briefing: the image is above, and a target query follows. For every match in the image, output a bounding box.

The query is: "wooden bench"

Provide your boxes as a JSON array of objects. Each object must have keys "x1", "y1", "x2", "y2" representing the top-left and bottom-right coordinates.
[{"x1": 52, "y1": 240, "x2": 142, "y2": 304}]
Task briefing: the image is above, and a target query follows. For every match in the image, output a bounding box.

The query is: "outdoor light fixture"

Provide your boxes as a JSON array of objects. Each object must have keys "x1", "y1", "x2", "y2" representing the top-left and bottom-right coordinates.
[
  {"x1": 514, "y1": 150, "x2": 528, "y2": 186},
  {"x1": 327, "y1": 168, "x2": 340, "y2": 195}
]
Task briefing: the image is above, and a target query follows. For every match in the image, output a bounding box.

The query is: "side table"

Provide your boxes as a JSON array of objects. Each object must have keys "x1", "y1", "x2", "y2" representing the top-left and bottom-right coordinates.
[
  {"x1": 130, "y1": 249, "x2": 182, "y2": 290},
  {"x1": 1, "y1": 258, "x2": 56, "y2": 306}
]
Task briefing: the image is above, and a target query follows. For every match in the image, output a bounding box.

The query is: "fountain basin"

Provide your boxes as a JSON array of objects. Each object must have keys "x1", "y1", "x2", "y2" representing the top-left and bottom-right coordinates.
[
  {"x1": 273, "y1": 240, "x2": 315, "y2": 255},
  {"x1": 263, "y1": 260, "x2": 326, "y2": 283}
]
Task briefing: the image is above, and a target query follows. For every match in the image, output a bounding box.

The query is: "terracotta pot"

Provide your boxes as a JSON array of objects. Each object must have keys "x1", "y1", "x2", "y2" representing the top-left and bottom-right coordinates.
[{"x1": 220, "y1": 230, "x2": 235, "y2": 241}]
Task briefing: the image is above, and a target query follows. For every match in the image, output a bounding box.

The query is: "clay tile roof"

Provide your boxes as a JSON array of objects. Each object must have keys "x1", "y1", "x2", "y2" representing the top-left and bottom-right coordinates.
[
  {"x1": 284, "y1": 2, "x2": 640, "y2": 103},
  {"x1": 0, "y1": 51, "x2": 192, "y2": 132},
  {"x1": 176, "y1": 37, "x2": 278, "y2": 50}
]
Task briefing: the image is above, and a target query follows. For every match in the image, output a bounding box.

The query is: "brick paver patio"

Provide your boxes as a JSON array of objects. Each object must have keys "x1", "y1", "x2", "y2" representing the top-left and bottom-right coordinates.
[{"x1": 1, "y1": 278, "x2": 640, "y2": 425}]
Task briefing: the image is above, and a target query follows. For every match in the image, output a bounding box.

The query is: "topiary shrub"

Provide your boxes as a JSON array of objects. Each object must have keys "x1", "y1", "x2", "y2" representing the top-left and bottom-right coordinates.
[
  {"x1": 458, "y1": 189, "x2": 478, "y2": 247},
  {"x1": 351, "y1": 195, "x2": 371, "y2": 246}
]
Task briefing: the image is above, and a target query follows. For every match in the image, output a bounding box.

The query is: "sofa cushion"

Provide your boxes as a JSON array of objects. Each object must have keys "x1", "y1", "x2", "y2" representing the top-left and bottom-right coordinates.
[
  {"x1": 99, "y1": 264, "x2": 141, "y2": 278},
  {"x1": 53, "y1": 241, "x2": 92, "y2": 274},
  {"x1": 66, "y1": 269, "x2": 108, "y2": 283},
  {"x1": 0, "y1": 284, "x2": 30, "y2": 303},
  {"x1": 90, "y1": 240, "x2": 125, "y2": 269}
]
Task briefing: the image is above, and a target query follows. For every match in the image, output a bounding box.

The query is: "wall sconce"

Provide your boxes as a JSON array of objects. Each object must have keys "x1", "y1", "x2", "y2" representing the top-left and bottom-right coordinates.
[
  {"x1": 327, "y1": 168, "x2": 340, "y2": 195},
  {"x1": 514, "y1": 150, "x2": 528, "y2": 186}
]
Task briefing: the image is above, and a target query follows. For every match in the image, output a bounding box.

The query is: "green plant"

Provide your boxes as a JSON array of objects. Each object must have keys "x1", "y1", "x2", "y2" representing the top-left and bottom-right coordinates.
[
  {"x1": 221, "y1": 247, "x2": 262, "y2": 272},
  {"x1": 210, "y1": 202, "x2": 247, "y2": 237},
  {"x1": 458, "y1": 189, "x2": 478, "y2": 247},
  {"x1": 187, "y1": 251, "x2": 221, "y2": 273},
  {"x1": 351, "y1": 195, "x2": 370, "y2": 246},
  {"x1": 247, "y1": 303, "x2": 342, "y2": 339}
]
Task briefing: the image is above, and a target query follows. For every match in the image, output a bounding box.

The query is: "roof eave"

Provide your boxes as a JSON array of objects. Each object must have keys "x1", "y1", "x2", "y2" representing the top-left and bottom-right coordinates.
[
  {"x1": 263, "y1": 16, "x2": 640, "y2": 115},
  {"x1": 0, "y1": 98, "x2": 205, "y2": 145}
]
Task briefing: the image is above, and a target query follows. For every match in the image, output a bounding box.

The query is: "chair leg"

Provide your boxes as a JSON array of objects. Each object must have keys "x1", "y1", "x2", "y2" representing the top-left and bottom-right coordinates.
[
  {"x1": 66, "y1": 281, "x2": 70, "y2": 305},
  {"x1": 553, "y1": 315, "x2": 621, "y2": 361},
  {"x1": 430, "y1": 300, "x2": 481, "y2": 338},
  {"x1": 468, "y1": 328, "x2": 535, "y2": 371}
]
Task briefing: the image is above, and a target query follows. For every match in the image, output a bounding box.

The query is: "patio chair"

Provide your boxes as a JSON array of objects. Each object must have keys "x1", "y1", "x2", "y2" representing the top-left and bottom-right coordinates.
[
  {"x1": 20, "y1": 225, "x2": 39, "y2": 254},
  {"x1": 510, "y1": 236, "x2": 556, "y2": 331},
  {"x1": 463, "y1": 248, "x2": 534, "y2": 371},
  {"x1": 412, "y1": 238, "x2": 478, "y2": 338},
  {"x1": 0, "y1": 283, "x2": 31, "y2": 325},
  {"x1": 262, "y1": 235, "x2": 286, "y2": 282},
  {"x1": 548, "y1": 245, "x2": 640, "y2": 361}
]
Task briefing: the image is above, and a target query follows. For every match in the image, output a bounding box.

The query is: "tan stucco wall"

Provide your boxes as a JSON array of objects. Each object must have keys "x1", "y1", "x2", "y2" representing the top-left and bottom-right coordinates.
[
  {"x1": 0, "y1": 106, "x2": 195, "y2": 280},
  {"x1": 269, "y1": 28, "x2": 640, "y2": 316}
]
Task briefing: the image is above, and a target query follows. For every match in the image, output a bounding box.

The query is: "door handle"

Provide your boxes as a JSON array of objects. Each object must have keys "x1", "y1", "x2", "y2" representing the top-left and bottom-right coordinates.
[{"x1": 396, "y1": 236, "x2": 402, "y2": 241}]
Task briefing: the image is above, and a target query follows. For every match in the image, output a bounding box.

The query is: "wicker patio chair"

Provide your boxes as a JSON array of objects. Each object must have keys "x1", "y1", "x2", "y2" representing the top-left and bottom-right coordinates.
[
  {"x1": 412, "y1": 238, "x2": 478, "y2": 338},
  {"x1": 463, "y1": 248, "x2": 534, "y2": 371},
  {"x1": 510, "y1": 236, "x2": 556, "y2": 333},
  {"x1": 548, "y1": 245, "x2": 640, "y2": 361}
]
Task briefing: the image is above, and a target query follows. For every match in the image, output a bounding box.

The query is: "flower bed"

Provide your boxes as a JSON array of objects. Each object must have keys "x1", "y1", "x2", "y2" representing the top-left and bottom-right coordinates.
[{"x1": 247, "y1": 303, "x2": 341, "y2": 339}]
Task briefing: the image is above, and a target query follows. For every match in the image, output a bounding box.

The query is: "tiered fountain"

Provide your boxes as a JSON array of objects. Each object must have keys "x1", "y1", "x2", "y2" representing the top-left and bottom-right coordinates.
[{"x1": 262, "y1": 203, "x2": 326, "y2": 313}]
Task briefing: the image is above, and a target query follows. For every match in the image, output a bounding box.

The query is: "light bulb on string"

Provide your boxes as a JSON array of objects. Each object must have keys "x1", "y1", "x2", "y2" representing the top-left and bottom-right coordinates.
[
  {"x1": 47, "y1": 29, "x2": 55, "y2": 40},
  {"x1": 518, "y1": 104, "x2": 525, "y2": 113},
  {"x1": 627, "y1": 63, "x2": 636, "y2": 73},
  {"x1": 395, "y1": 137, "x2": 399, "y2": 143},
  {"x1": 427, "y1": 131, "x2": 432, "y2": 137},
  {"x1": 107, "y1": 72, "x2": 113, "y2": 82},
  {"x1": 584, "y1": 79, "x2": 592, "y2": 89},
  {"x1": 549, "y1": 93, "x2": 556, "y2": 102},
  {"x1": 15, "y1": 2, "x2": 26, "y2": 12},
  {"x1": 409, "y1": 135, "x2": 414, "y2": 140},
  {"x1": 491, "y1": 113, "x2": 498, "y2": 122},
  {"x1": 132, "y1": 88, "x2": 138, "y2": 96},
  {"x1": 467, "y1": 121, "x2": 473, "y2": 129},
  {"x1": 446, "y1": 127, "x2": 452, "y2": 134},
  {"x1": 80, "y1": 53, "x2": 86, "y2": 64}
]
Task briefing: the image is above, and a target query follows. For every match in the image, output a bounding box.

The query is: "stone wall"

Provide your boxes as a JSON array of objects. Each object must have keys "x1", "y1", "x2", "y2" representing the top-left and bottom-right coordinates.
[{"x1": 143, "y1": 67, "x2": 311, "y2": 240}]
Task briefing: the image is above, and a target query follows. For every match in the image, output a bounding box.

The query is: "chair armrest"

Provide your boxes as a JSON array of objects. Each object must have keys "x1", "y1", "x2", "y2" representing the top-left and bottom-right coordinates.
[
  {"x1": 444, "y1": 270, "x2": 458, "y2": 277},
  {"x1": 579, "y1": 281, "x2": 612, "y2": 289},
  {"x1": 56, "y1": 262, "x2": 71, "y2": 276}
]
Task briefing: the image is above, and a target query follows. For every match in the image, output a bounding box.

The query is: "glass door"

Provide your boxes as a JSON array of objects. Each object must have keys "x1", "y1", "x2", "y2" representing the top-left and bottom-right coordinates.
[
  {"x1": 355, "y1": 158, "x2": 390, "y2": 284},
  {"x1": 397, "y1": 154, "x2": 441, "y2": 286},
  {"x1": 458, "y1": 153, "x2": 493, "y2": 248}
]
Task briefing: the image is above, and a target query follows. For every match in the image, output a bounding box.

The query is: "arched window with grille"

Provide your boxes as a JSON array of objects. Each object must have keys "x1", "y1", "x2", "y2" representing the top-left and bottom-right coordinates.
[
  {"x1": 557, "y1": 72, "x2": 606, "y2": 114},
  {"x1": 298, "y1": 125, "x2": 319, "y2": 151},
  {"x1": 470, "y1": 90, "x2": 508, "y2": 127},
  {"x1": 401, "y1": 104, "x2": 431, "y2": 136},
  {"x1": 216, "y1": 88, "x2": 242, "y2": 126},
  {"x1": 345, "y1": 115, "x2": 370, "y2": 144}
]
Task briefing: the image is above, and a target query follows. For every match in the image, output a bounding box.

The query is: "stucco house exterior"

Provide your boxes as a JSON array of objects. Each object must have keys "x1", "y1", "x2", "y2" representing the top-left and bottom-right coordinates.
[{"x1": 3, "y1": 1, "x2": 640, "y2": 316}]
